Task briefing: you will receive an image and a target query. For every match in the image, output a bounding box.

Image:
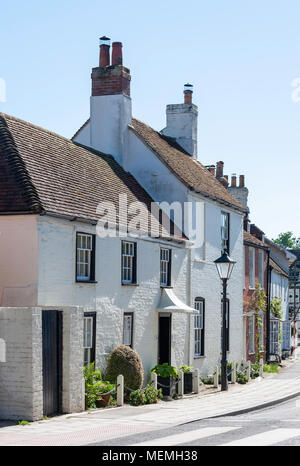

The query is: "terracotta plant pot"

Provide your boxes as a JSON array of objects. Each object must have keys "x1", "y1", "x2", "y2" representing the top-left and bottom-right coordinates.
[{"x1": 96, "y1": 394, "x2": 111, "y2": 408}]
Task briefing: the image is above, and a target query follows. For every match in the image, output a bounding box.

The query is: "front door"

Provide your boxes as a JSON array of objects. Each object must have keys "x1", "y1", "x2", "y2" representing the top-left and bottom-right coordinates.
[
  {"x1": 42, "y1": 310, "x2": 62, "y2": 416},
  {"x1": 158, "y1": 314, "x2": 171, "y2": 365}
]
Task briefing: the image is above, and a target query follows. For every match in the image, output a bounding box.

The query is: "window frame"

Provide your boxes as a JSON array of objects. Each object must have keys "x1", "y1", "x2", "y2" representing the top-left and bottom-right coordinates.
[
  {"x1": 249, "y1": 246, "x2": 256, "y2": 289},
  {"x1": 83, "y1": 312, "x2": 96, "y2": 366},
  {"x1": 160, "y1": 248, "x2": 172, "y2": 287},
  {"x1": 221, "y1": 211, "x2": 230, "y2": 254},
  {"x1": 194, "y1": 297, "x2": 205, "y2": 357},
  {"x1": 121, "y1": 241, "x2": 137, "y2": 285},
  {"x1": 248, "y1": 314, "x2": 255, "y2": 355},
  {"x1": 270, "y1": 319, "x2": 280, "y2": 354},
  {"x1": 76, "y1": 232, "x2": 96, "y2": 283},
  {"x1": 123, "y1": 312, "x2": 134, "y2": 348},
  {"x1": 258, "y1": 310, "x2": 264, "y2": 352},
  {"x1": 258, "y1": 249, "x2": 264, "y2": 288}
]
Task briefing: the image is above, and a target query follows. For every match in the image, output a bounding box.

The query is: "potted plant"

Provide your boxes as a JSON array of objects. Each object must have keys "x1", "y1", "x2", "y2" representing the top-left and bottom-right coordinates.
[
  {"x1": 95, "y1": 382, "x2": 115, "y2": 408},
  {"x1": 151, "y1": 363, "x2": 178, "y2": 397},
  {"x1": 179, "y1": 365, "x2": 194, "y2": 394}
]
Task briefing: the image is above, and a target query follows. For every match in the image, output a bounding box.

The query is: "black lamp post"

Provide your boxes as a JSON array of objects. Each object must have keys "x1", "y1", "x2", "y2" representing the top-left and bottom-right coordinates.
[{"x1": 214, "y1": 252, "x2": 236, "y2": 391}]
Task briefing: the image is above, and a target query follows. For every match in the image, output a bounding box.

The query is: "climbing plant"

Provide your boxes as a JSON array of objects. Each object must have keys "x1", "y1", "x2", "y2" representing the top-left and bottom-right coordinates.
[{"x1": 245, "y1": 283, "x2": 267, "y2": 363}]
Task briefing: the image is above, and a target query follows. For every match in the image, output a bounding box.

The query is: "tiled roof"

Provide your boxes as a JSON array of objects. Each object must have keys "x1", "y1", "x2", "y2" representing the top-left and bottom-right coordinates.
[
  {"x1": 243, "y1": 230, "x2": 268, "y2": 249},
  {"x1": 0, "y1": 113, "x2": 184, "y2": 241},
  {"x1": 130, "y1": 118, "x2": 246, "y2": 212}
]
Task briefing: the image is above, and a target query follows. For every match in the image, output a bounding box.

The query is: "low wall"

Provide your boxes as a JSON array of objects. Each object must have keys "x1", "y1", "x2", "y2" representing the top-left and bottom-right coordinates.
[{"x1": 0, "y1": 306, "x2": 85, "y2": 421}]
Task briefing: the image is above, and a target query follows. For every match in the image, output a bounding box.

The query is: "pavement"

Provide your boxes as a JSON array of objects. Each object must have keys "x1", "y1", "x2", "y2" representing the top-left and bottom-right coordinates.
[{"x1": 1, "y1": 350, "x2": 300, "y2": 446}]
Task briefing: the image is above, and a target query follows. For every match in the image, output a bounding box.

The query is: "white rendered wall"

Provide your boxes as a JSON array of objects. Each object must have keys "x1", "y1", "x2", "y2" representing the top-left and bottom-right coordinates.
[{"x1": 37, "y1": 216, "x2": 190, "y2": 378}]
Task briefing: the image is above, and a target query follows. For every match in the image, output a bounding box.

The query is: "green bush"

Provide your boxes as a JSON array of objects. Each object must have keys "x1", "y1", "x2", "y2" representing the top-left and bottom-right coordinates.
[
  {"x1": 263, "y1": 363, "x2": 279, "y2": 373},
  {"x1": 144, "y1": 385, "x2": 163, "y2": 404},
  {"x1": 106, "y1": 345, "x2": 144, "y2": 399},
  {"x1": 151, "y1": 363, "x2": 178, "y2": 379},
  {"x1": 83, "y1": 362, "x2": 103, "y2": 409},
  {"x1": 130, "y1": 389, "x2": 146, "y2": 406},
  {"x1": 236, "y1": 371, "x2": 248, "y2": 384},
  {"x1": 178, "y1": 365, "x2": 194, "y2": 374},
  {"x1": 251, "y1": 363, "x2": 260, "y2": 379},
  {"x1": 201, "y1": 376, "x2": 214, "y2": 385}
]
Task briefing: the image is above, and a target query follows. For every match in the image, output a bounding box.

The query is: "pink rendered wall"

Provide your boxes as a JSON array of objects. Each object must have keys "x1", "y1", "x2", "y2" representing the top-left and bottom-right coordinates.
[{"x1": 0, "y1": 215, "x2": 38, "y2": 306}]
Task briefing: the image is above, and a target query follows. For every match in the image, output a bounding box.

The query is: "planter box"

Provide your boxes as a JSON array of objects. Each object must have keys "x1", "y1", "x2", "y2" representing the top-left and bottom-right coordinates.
[
  {"x1": 157, "y1": 376, "x2": 176, "y2": 397},
  {"x1": 184, "y1": 373, "x2": 193, "y2": 394},
  {"x1": 96, "y1": 394, "x2": 111, "y2": 408}
]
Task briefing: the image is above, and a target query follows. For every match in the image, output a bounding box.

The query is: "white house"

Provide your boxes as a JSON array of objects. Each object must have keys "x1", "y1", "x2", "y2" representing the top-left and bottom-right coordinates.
[
  {"x1": 0, "y1": 37, "x2": 247, "y2": 421},
  {"x1": 73, "y1": 37, "x2": 247, "y2": 377}
]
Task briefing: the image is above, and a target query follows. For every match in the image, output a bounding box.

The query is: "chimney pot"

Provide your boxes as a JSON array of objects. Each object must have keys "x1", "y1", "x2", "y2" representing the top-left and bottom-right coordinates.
[
  {"x1": 208, "y1": 166, "x2": 215, "y2": 176},
  {"x1": 231, "y1": 174, "x2": 237, "y2": 187},
  {"x1": 239, "y1": 175, "x2": 245, "y2": 187},
  {"x1": 216, "y1": 161, "x2": 224, "y2": 179},
  {"x1": 184, "y1": 83, "x2": 193, "y2": 104},
  {"x1": 112, "y1": 42, "x2": 123, "y2": 66},
  {"x1": 99, "y1": 36, "x2": 111, "y2": 67}
]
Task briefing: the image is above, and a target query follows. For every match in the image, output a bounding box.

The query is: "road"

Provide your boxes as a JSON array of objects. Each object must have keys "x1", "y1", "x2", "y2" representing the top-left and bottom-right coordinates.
[{"x1": 89, "y1": 395, "x2": 300, "y2": 446}]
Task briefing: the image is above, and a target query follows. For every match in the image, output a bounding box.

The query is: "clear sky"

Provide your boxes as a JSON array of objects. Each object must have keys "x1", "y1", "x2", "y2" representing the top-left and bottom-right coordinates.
[{"x1": 0, "y1": 0, "x2": 299, "y2": 239}]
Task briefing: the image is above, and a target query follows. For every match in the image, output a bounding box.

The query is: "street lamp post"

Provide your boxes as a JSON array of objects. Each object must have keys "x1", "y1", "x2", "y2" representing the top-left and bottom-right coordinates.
[{"x1": 214, "y1": 252, "x2": 236, "y2": 391}]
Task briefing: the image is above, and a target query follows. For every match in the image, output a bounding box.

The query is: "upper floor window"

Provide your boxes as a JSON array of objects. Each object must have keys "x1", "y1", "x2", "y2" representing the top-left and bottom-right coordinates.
[
  {"x1": 121, "y1": 241, "x2": 137, "y2": 284},
  {"x1": 258, "y1": 250, "x2": 264, "y2": 288},
  {"x1": 160, "y1": 248, "x2": 172, "y2": 287},
  {"x1": 76, "y1": 233, "x2": 96, "y2": 282},
  {"x1": 221, "y1": 211, "x2": 230, "y2": 254},
  {"x1": 249, "y1": 247, "x2": 255, "y2": 289},
  {"x1": 194, "y1": 298, "x2": 205, "y2": 357}
]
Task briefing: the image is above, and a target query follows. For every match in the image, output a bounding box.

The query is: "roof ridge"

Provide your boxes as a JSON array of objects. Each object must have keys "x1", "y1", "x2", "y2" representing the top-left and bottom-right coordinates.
[{"x1": 0, "y1": 112, "x2": 77, "y2": 146}]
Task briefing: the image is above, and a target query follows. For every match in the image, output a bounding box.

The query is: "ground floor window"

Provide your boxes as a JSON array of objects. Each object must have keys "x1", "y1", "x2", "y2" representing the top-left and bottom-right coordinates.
[
  {"x1": 123, "y1": 313, "x2": 133, "y2": 347},
  {"x1": 258, "y1": 310, "x2": 264, "y2": 352},
  {"x1": 194, "y1": 298, "x2": 205, "y2": 357},
  {"x1": 270, "y1": 319, "x2": 280, "y2": 354},
  {"x1": 282, "y1": 321, "x2": 291, "y2": 351},
  {"x1": 248, "y1": 315, "x2": 255, "y2": 354},
  {"x1": 83, "y1": 312, "x2": 96, "y2": 366}
]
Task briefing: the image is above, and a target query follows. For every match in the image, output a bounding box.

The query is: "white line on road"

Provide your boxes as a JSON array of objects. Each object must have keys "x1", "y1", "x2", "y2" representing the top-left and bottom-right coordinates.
[
  {"x1": 131, "y1": 427, "x2": 239, "y2": 446},
  {"x1": 222, "y1": 428, "x2": 300, "y2": 446}
]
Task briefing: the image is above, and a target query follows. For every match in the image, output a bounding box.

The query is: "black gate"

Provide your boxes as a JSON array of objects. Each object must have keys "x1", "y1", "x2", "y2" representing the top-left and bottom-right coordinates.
[{"x1": 42, "y1": 310, "x2": 62, "y2": 416}]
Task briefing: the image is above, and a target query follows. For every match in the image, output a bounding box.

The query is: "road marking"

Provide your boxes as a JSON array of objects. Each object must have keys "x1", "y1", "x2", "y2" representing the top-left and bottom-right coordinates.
[
  {"x1": 131, "y1": 427, "x2": 239, "y2": 446},
  {"x1": 222, "y1": 428, "x2": 300, "y2": 446}
]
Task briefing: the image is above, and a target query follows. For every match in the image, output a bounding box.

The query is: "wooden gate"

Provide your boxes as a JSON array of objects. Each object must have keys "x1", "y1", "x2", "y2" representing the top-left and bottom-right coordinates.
[{"x1": 42, "y1": 310, "x2": 62, "y2": 416}]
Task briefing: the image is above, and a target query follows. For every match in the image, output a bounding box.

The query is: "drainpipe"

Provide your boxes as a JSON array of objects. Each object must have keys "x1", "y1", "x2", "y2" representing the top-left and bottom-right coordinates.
[{"x1": 266, "y1": 250, "x2": 271, "y2": 362}]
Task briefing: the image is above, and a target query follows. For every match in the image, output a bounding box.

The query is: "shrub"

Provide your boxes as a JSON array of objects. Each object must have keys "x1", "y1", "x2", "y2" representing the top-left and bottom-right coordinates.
[
  {"x1": 251, "y1": 363, "x2": 260, "y2": 379},
  {"x1": 106, "y1": 345, "x2": 144, "y2": 399},
  {"x1": 144, "y1": 385, "x2": 163, "y2": 404},
  {"x1": 178, "y1": 365, "x2": 194, "y2": 374},
  {"x1": 83, "y1": 362, "x2": 103, "y2": 409},
  {"x1": 201, "y1": 376, "x2": 214, "y2": 385},
  {"x1": 130, "y1": 389, "x2": 145, "y2": 406},
  {"x1": 236, "y1": 371, "x2": 248, "y2": 384},
  {"x1": 151, "y1": 363, "x2": 178, "y2": 379}
]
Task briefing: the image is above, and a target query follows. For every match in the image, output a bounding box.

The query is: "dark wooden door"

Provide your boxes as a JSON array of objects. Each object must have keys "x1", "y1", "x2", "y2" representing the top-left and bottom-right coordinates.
[
  {"x1": 42, "y1": 310, "x2": 62, "y2": 416},
  {"x1": 158, "y1": 315, "x2": 171, "y2": 365}
]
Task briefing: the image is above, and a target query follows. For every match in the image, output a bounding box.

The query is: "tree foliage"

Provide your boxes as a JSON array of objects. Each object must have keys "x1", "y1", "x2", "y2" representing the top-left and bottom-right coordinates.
[{"x1": 272, "y1": 232, "x2": 300, "y2": 250}]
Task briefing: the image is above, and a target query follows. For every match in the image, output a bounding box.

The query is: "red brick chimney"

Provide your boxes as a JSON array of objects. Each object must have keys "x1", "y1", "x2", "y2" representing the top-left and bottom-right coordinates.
[
  {"x1": 184, "y1": 83, "x2": 193, "y2": 104},
  {"x1": 112, "y1": 42, "x2": 123, "y2": 65},
  {"x1": 99, "y1": 36, "x2": 111, "y2": 67},
  {"x1": 92, "y1": 39, "x2": 131, "y2": 97},
  {"x1": 239, "y1": 175, "x2": 245, "y2": 187},
  {"x1": 231, "y1": 174, "x2": 237, "y2": 187},
  {"x1": 216, "y1": 161, "x2": 224, "y2": 179}
]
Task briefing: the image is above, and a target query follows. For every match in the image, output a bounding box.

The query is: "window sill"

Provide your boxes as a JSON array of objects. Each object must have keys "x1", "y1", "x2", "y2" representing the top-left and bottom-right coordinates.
[
  {"x1": 76, "y1": 280, "x2": 98, "y2": 284},
  {"x1": 194, "y1": 355, "x2": 206, "y2": 359},
  {"x1": 122, "y1": 283, "x2": 139, "y2": 287},
  {"x1": 160, "y1": 285, "x2": 173, "y2": 289}
]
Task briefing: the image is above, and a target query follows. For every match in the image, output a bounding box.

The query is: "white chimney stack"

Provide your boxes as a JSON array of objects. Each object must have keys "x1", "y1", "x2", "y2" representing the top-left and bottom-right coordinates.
[{"x1": 161, "y1": 84, "x2": 198, "y2": 158}]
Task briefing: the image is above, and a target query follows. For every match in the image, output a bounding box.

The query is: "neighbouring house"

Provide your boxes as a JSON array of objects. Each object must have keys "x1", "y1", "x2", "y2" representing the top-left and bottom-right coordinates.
[
  {"x1": 73, "y1": 37, "x2": 247, "y2": 378},
  {"x1": 243, "y1": 230, "x2": 269, "y2": 363},
  {"x1": 288, "y1": 250, "x2": 300, "y2": 349},
  {"x1": 0, "y1": 37, "x2": 247, "y2": 421}
]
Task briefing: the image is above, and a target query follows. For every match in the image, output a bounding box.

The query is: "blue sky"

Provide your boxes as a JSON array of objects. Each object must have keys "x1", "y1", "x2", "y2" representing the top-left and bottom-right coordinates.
[{"x1": 0, "y1": 0, "x2": 299, "y2": 239}]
